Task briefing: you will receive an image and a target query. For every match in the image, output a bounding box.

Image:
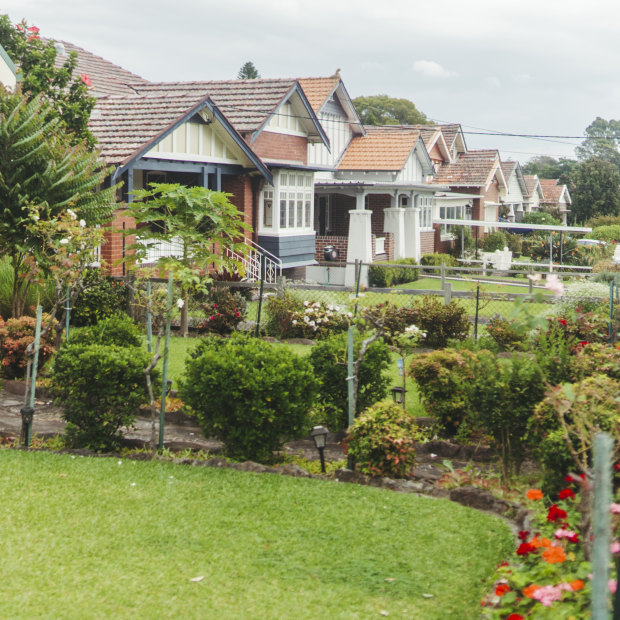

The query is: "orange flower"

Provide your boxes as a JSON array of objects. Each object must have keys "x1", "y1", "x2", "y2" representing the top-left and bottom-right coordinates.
[
  {"x1": 526, "y1": 488, "x2": 544, "y2": 500},
  {"x1": 570, "y1": 579, "x2": 584, "y2": 591},
  {"x1": 530, "y1": 536, "x2": 552, "y2": 549},
  {"x1": 542, "y1": 545, "x2": 567, "y2": 564},
  {"x1": 523, "y1": 584, "x2": 541, "y2": 598}
]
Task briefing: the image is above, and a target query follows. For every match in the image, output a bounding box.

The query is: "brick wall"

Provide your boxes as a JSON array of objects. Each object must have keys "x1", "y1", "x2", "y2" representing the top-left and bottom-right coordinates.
[
  {"x1": 101, "y1": 209, "x2": 136, "y2": 276},
  {"x1": 221, "y1": 174, "x2": 253, "y2": 230},
  {"x1": 315, "y1": 235, "x2": 348, "y2": 263},
  {"x1": 384, "y1": 232, "x2": 394, "y2": 261},
  {"x1": 250, "y1": 132, "x2": 308, "y2": 165},
  {"x1": 367, "y1": 194, "x2": 390, "y2": 235},
  {"x1": 420, "y1": 231, "x2": 435, "y2": 255}
]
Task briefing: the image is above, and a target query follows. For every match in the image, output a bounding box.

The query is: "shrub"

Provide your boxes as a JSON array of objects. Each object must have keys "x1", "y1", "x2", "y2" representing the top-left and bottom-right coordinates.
[
  {"x1": 485, "y1": 315, "x2": 528, "y2": 351},
  {"x1": 197, "y1": 287, "x2": 247, "y2": 335},
  {"x1": 409, "y1": 348, "x2": 478, "y2": 437},
  {"x1": 481, "y1": 231, "x2": 507, "y2": 252},
  {"x1": 264, "y1": 290, "x2": 304, "y2": 338},
  {"x1": 586, "y1": 224, "x2": 620, "y2": 244},
  {"x1": 69, "y1": 313, "x2": 143, "y2": 348},
  {"x1": 503, "y1": 232, "x2": 523, "y2": 254},
  {"x1": 570, "y1": 343, "x2": 620, "y2": 381},
  {"x1": 180, "y1": 335, "x2": 317, "y2": 462},
  {"x1": 409, "y1": 296, "x2": 470, "y2": 348},
  {"x1": 587, "y1": 214, "x2": 620, "y2": 228},
  {"x1": 0, "y1": 315, "x2": 56, "y2": 379},
  {"x1": 523, "y1": 212, "x2": 561, "y2": 226},
  {"x1": 71, "y1": 269, "x2": 129, "y2": 327},
  {"x1": 552, "y1": 280, "x2": 609, "y2": 315},
  {"x1": 591, "y1": 261, "x2": 620, "y2": 276},
  {"x1": 533, "y1": 320, "x2": 576, "y2": 385},
  {"x1": 363, "y1": 302, "x2": 419, "y2": 345},
  {"x1": 451, "y1": 226, "x2": 474, "y2": 257},
  {"x1": 420, "y1": 253, "x2": 458, "y2": 267},
  {"x1": 467, "y1": 351, "x2": 546, "y2": 477},
  {"x1": 346, "y1": 401, "x2": 420, "y2": 478},
  {"x1": 309, "y1": 331, "x2": 391, "y2": 431},
  {"x1": 526, "y1": 234, "x2": 589, "y2": 265},
  {"x1": 368, "y1": 258, "x2": 419, "y2": 288},
  {"x1": 49, "y1": 343, "x2": 153, "y2": 450}
]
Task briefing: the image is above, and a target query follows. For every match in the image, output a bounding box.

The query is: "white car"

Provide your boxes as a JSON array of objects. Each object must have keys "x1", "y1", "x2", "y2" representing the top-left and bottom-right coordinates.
[{"x1": 576, "y1": 238, "x2": 606, "y2": 247}]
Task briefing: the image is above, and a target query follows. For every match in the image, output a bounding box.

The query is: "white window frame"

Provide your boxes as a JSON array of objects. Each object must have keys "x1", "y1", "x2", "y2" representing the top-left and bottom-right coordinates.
[{"x1": 260, "y1": 170, "x2": 314, "y2": 234}]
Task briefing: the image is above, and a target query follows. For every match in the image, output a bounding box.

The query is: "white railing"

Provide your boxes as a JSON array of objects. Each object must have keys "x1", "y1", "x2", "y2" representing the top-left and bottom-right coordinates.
[
  {"x1": 137, "y1": 237, "x2": 184, "y2": 264},
  {"x1": 226, "y1": 238, "x2": 282, "y2": 283}
]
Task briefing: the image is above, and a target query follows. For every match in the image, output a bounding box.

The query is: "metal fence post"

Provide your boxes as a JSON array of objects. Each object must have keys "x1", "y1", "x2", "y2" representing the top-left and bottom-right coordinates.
[
  {"x1": 592, "y1": 432, "x2": 613, "y2": 620},
  {"x1": 158, "y1": 275, "x2": 173, "y2": 451},
  {"x1": 65, "y1": 285, "x2": 71, "y2": 342},
  {"x1": 474, "y1": 284, "x2": 480, "y2": 340},
  {"x1": 610, "y1": 280, "x2": 615, "y2": 345},
  {"x1": 146, "y1": 279, "x2": 153, "y2": 354}
]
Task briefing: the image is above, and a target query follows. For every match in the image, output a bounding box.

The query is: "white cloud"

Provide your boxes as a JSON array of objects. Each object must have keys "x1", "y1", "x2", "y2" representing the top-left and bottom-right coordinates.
[
  {"x1": 412, "y1": 60, "x2": 455, "y2": 78},
  {"x1": 485, "y1": 76, "x2": 502, "y2": 88},
  {"x1": 513, "y1": 73, "x2": 533, "y2": 84}
]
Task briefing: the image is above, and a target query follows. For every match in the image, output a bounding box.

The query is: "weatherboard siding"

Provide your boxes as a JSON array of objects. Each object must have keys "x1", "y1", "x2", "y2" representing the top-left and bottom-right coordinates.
[{"x1": 257, "y1": 233, "x2": 316, "y2": 265}]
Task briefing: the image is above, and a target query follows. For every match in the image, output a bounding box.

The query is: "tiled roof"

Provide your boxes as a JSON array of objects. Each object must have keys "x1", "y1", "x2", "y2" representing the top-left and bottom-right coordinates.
[
  {"x1": 436, "y1": 124, "x2": 462, "y2": 150},
  {"x1": 89, "y1": 79, "x2": 299, "y2": 165},
  {"x1": 89, "y1": 89, "x2": 209, "y2": 165},
  {"x1": 500, "y1": 160, "x2": 518, "y2": 181},
  {"x1": 50, "y1": 40, "x2": 148, "y2": 97},
  {"x1": 523, "y1": 174, "x2": 540, "y2": 197},
  {"x1": 433, "y1": 149, "x2": 500, "y2": 187},
  {"x1": 337, "y1": 126, "x2": 421, "y2": 171},
  {"x1": 297, "y1": 77, "x2": 339, "y2": 114},
  {"x1": 539, "y1": 179, "x2": 565, "y2": 203}
]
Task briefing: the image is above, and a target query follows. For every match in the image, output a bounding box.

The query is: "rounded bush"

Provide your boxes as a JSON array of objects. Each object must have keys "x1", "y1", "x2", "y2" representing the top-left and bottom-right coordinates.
[
  {"x1": 481, "y1": 231, "x2": 507, "y2": 252},
  {"x1": 50, "y1": 343, "x2": 152, "y2": 450},
  {"x1": 409, "y1": 296, "x2": 470, "y2": 348},
  {"x1": 68, "y1": 313, "x2": 143, "y2": 348},
  {"x1": 71, "y1": 269, "x2": 129, "y2": 327},
  {"x1": 420, "y1": 253, "x2": 458, "y2": 267},
  {"x1": 180, "y1": 335, "x2": 317, "y2": 462},
  {"x1": 346, "y1": 401, "x2": 420, "y2": 478},
  {"x1": 308, "y1": 331, "x2": 391, "y2": 431},
  {"x1": 197, "y1": 287, "x2": 247, "y2": 335}
]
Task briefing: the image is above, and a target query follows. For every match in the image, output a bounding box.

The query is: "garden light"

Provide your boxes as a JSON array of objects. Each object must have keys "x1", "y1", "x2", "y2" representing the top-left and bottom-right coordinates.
[
  {"x1": 391, "y1": 386, "x2": 406, "y2": 404},
  {"x1": 310, "y1": 425, "x2": 329, "y2": 473}
]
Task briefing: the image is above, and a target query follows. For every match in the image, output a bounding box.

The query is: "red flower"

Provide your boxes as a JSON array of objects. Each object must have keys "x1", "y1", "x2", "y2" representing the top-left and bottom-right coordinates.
[
  {"x1": 507, "y1": 615, "x2": 524, "y2": 620},
  {"x1": 516, "y1": 542, "x2": 536, "y2": 556},
  {"x1": 80, "y1": 74, "x2": 92, "y2": 87},
  {"x1": 559, "y1": 318, "x2": 567, "y2": 325},
  {"x1": 614, "y1": 463, "x2": 620, "y2": 471},
  {"x1": 558, "y1": 488, "x2": 576, "y2": 500},
  {"x1": 27, "y1": 34, "x2": 40, "y2": 41},
  {"x1": 495, "y1": 583, "x2": 510, "y2": 597},
  {"x1": 577, "y1": 341, "x2": 590, "y2": 348},
  {"x1": 213, "y1": 303, "x2": 218, "y2": 308},
  {"x1": 547, "y1": 504, "x2": 568, "y2": 523},
  {"x1": 568, "y1": 533, "x2": 580, "y2": 544},
  {"x1": 15, "y1": 23, "x2": 24, "y2": 31},
  {"x1": 518, "y1": 530, "x2": 529, "y2": 541},
  {"x1": 27, "y1": 26, "x2": 40, "y2": 33}
]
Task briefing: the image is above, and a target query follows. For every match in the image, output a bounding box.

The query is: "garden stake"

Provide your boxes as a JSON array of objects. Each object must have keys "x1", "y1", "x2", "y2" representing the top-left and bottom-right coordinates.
[
  {"x1": 158, "y1": 275, "x2": 173, "y2": 450},
  {"x1": 254, "y1": 254, "x2": 265, "y2": 338},
  {"x1": 65, "y1": 285, "x2": 71, "y2": 342},
  {"x1": 549, "y1": 231, "x2": 553, "y2": 272},
  {"x1": 346, "y1": 260, "x2": 362, "y2": 470},
  {"x1": 610, "y1": 280, "x2": 614, "y2": 345},
  {"x1": 592, "y1": 432, "x2": 613, "y2": 620},
  {"x1": 146, "y1": 279, "x2": 152, "y2": 353},
  {"x1": 22, "y1": 304, "x2": 42, "y2": 447},
  {"x1": 474, "y1": 284, "x2": 480, "y2": 340}
]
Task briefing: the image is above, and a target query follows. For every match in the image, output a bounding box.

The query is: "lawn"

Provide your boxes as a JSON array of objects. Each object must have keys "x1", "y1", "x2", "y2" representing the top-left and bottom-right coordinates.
[{"x1": 0, "y1": 450, "x2": 513, "y2": 619}]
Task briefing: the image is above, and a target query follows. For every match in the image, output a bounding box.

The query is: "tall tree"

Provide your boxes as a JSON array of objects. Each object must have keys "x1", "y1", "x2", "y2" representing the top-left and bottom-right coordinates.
[
  {"x1": 352, "y1": 94, "x2": 429, "y2": 125},
  {"x1": 575, "y1": 117, "x2": 620, "y2": 170},
  {"x1": 237, "y1": 61, "x2": 260, "y2": 79},
  {"x1": 0, "y1": 87, "x2": 116, "y2": 315},
  {"x1": 522, "y1": 156, "x2": 576, "y2": 183},
  {"x1": 0, "y1": 15, "x2": 95, "y2": 146},
  {"x1": 568, "y1": 157, "x2": 620, "y2": 224}
]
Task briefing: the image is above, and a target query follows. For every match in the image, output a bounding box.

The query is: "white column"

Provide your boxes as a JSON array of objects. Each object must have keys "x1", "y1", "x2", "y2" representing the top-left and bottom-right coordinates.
[
  {"x1": 383, "y1": 208, "x2": 405, "y2": 259},
  {"x1": 345, "y1": 209, "x2": 372, "y2": 287},
  {"x1": 403, "y1": 207, "x2": 421, "y2": 261}
]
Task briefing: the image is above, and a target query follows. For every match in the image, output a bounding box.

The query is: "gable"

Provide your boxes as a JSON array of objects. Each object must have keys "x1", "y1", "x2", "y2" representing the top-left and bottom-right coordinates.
[{"x1": 0, "y1": 44, "x2": 17, "y2": 91}]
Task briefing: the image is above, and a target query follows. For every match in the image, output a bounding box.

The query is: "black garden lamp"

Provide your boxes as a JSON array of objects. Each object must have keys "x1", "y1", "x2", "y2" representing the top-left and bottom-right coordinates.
[
  {"x1": 391, "y1": 386, "x2": 406, "y2": 405},
  {"x1": 310, "y1": 425, "x2": 329, "y2": 473}
]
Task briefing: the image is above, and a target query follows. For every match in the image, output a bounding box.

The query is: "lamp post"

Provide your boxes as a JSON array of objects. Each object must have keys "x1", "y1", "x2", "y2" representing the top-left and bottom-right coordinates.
[
  {"x1": 310, "y1": 425, "x2": 329, "y2": 473},
  {"x1": 391, "y1": 386, "x2": 406, "y2": 405}
]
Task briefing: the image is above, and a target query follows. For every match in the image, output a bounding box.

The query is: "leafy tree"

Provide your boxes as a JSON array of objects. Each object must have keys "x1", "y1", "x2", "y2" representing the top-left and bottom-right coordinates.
[
  {"x1": 352, "y1": 94, "x2": 429, "y2": 126},
  {"x1": 237, "y1": 61, "x2": 260, "y2": 79},
  {"x1": 569, "y1": 157, "x2": 620, "y2": 224},
  {"x1": 0, "y1": 88, "x2": 116, "y2": 316},
  {"x1": 522, "y1": 155, "x2": 576, "y2": 183},
  {"x1": 127, "y1": 183, "x2": 250, "y2": 336},
  {"x1": 575, "y1": 117, "x2": 620, "y2": 170},
  {"x1": 0, "y1": 15, "x2": 95, "y2": 146}
]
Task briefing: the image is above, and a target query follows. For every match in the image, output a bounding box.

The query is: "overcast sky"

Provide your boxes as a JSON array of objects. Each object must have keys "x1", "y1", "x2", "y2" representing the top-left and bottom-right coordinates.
[{"x1": 4, "y1": 0, "x2": 620, "y2": 164}]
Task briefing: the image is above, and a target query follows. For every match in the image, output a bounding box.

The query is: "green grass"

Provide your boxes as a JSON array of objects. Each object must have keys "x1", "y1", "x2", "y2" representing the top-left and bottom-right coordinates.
[{"x1": 0, "y1": 450, "x2": 512, "y2": 619}]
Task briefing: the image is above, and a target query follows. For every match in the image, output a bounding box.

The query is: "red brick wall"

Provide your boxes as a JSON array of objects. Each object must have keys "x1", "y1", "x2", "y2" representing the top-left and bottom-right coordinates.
[
  {"x1": 420, "y1": 231, "x2": 435, "y2": 255},
  {"x1": 315, "y1": 235, "x2": 347, "y2": 263},
  {"x1": 250, "y1": 132, "x2": 308, "y2": 165},
  {"x1": 367, "y1": 194, "x2": 390, "y2": 235},
  {"x1": 221, "y1": 174, "x2": 253, "y2": 230},
  {"x1": 101, "y1": 209, "x2": 136, "y2": 276}
]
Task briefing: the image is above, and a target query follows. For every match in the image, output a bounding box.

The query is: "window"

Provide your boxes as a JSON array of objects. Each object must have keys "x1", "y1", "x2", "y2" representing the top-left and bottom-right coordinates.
[
  {"x1": 439, "y1": 204, "x2": 463, "y2": 235},
  {"x1": 262, "y1": 171, "x2": 314, "y2": 232},
  {"x1": 419, "y1": 195, "x2": 433, "y2": 229},
  {"x1": 399, "y1": 194, "x2": 409, "y2": 208}
]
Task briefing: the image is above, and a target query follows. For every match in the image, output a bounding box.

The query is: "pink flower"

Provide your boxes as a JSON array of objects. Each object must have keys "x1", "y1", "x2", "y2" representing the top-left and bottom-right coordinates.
[
  {"x1": 545, "y1": 274, "x2": 564, "y2": 296},
  {"x1": 27, "y1": 26, "x2": 40, "y2": 33},
  {"x1": 611, "y1": 541, "x2": 620, "y2": 554},
  {"x1": 610, "y1": 579, "x2": 617, "y2": 594},
  {"x1": 555, "y1": 528, "x2": 578, "y2": 540},
  {"x1": 611, "y1": 503, "x2": 620, "y2": 514},
  {"x1": 80, "y1": 74, "x2": 92, "y2": 87},
  {"x1": 531, "y1": 583, "x2": 572, "y2": 607}
]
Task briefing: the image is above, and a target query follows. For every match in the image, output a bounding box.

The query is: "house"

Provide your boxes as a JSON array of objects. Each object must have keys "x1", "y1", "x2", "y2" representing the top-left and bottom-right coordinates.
[
  {"x1": 433, "y1": 148, "x2": 507, "y2": 248},
  {"x1": 539, "y1": 179, "x2": 572, "y2": 225},
  {"x1": 0, "y1": 43, "x2": 17, "y2": 91},
  {"x1": 499, "y1": 161, "x2": 528, "y2": 222},
  {"x1": 523, "y1": 175, "x2": 544, "y2": 214}
]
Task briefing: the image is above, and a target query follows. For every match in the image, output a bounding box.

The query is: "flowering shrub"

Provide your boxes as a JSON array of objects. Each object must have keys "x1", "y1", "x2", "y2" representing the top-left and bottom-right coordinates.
[
  {"x1": 570, "y1": 342, "x2": 620, "y2": 381},
  {"x1": 288, "y1": 300, "x2": 350, "y2": 340},
  {"x1": 483, "y1": 486, "x2": 591, "y2": 618},
  {"x1": 552, "y1": 280, "x2": 610, "y2": 316},
  {"x1": 525, "y1": 234, "x2": 591, "y2": 265},
  {"x1": 345, "y1": 401, "x2": 420, "y2": 478},
  {"x1": 408, "y1": 295, "x2": 470, "y2": 348},
  {"x1": 197, "y1": 287, "x2": 247, "y2": 335},
  {"x1": 363, "y1": 302, "x2": 419, "y2": 345},
  {"x1": 0, "y1": 315, "x2": 56, "y2": 379}
]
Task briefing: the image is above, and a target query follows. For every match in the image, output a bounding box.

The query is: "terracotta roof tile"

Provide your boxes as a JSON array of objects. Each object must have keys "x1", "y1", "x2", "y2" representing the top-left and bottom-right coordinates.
[
  {"x1": 523, "y1": 174, "x2": 540, "y2": 197},
  {"x1": 433, "y1": 149, "x2": 499, "y2": 187},
  {"x1": 539, "y1": 179, "x2": 565, "y2": 203},
  {"x1": 50, "y1": 40, "x2": 148, "y2": 97},
  {"x1": 297, "y1": 77, "x2": 339, "y2": 114},
  {"x1": 337, "y1": 126, "x2": 421, "y2": 171},
  {"x1": 500, "y1": 160, "x2": 518, "y2": 180}
]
